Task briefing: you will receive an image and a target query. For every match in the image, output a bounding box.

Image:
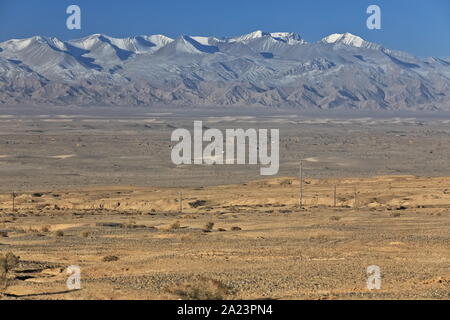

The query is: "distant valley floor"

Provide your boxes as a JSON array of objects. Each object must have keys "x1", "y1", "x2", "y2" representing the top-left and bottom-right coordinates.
[{"x1": 0, "y1": 106, "x2": 450, "y2": 192}]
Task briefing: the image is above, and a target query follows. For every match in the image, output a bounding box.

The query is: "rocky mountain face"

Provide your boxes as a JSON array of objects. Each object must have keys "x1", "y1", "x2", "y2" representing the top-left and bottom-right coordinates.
[{"x1": 0, "y1": 31, "x2": 449, "y2": 110}]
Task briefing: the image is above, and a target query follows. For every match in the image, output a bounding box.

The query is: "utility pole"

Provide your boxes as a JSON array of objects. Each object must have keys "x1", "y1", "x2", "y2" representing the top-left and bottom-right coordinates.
[
  {"x1": 299, "y1": 160, "x2": 303, "y2": 209},
  {"x1": 354, "y1": 185, "x2": 358, "y2": 209},
  {"x1": 179, "y1": 192, "x2": 183, "y2": 214},
  {"x1": 12, "y1": 192, "x2": 16, "y2": 212},
  {"x1": 334, "y1": 185, "x2": 337, "y2": 207}
]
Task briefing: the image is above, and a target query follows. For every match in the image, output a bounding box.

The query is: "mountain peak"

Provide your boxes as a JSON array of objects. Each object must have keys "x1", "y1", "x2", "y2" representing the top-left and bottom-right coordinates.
[
  {"x1": 269, "y1": 32, "x2": 304, "y2": 44},
  {"x1": 1, "y1": 35, "x2": 66, "y2": 52},
  {"x1": 229, "y1": 30, "x2": 304, "y2": 44},
  {"x1": 321, "y1": 32, "x2": 382, "y2": 50},
  {"x1": 322, "y1": 33, "x2": 362, "y2": 45},
  {"x1": 229, "y1": 30, "x2": 269, "y2": 42}
]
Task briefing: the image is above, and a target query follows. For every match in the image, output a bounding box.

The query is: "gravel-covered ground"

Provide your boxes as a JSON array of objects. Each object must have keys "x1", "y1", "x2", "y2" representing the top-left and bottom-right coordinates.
[{"x1": 0, "y1": 175, "x2": 449, "y2": 300}]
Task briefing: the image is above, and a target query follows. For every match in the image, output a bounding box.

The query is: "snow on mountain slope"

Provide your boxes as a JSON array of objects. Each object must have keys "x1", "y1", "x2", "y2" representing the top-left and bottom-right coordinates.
[
  {"x1": 68, "y1": 34, "x2": 134, "y2": 64},
  {"x1": 0, "y1": 36, "x2": 95, "y2": 80},
  {"x1": 269, "y1": 32, "x2": 304, "y2": 44},
  {"x1": 146, "y1": 34, "x2": 174, "y2": 48},
  {"x1": 191, "y1": 36, "x2": 224, "y2": 46},
  {"x1": 69, "y1": 34, "x2": 173, "y2": 55},
  {"x1": 154, "y1": 36, "x2": 219, "y2": 57}
]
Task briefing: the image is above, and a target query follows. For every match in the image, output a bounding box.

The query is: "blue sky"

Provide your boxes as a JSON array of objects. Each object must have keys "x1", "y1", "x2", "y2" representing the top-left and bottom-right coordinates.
[{"x1": 0, "y1": 0, "x2": 449, "y2": 57}]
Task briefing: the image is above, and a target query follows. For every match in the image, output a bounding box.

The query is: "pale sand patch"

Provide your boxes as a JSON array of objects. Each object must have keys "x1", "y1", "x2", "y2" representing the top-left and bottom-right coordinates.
[
  {"x1": 206, "y1": 116, "x2": 256, "y2": 123},
  {"x1": 42, "y1": 119, "x2": 73, "y2": 122},
  {"x1": 303, "y1": 157, "x2": 320, "y2": 162},
  {"x1": 389, "y1": 242, "x2": 406, "y2": 246},
  {"x1": 49, "y1": 154, "x2": 75, "y2": 160},
  {"x1": 141, "y1": 118, "x2": 165, "y2": 123},
  {"x1": 45, "y1": 223, "x2": 90, "y2": 231}
]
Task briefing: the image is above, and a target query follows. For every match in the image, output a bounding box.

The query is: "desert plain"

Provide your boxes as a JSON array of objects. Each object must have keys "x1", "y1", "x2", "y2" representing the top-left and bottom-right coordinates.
[{"x1": 0, "y1": 106, "x2": 449, "y2": 300}]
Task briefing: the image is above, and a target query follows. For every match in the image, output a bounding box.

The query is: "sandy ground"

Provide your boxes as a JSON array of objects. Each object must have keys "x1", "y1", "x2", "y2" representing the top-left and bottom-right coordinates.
[{"x1": 0, "y1": 175, "x2": 449, "y2": 300}]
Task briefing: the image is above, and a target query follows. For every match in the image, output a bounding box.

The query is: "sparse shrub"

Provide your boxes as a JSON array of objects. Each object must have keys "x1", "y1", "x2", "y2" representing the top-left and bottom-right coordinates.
[
  {"x1": 96, "y1": 222, "x2": 124, "y2": 228},
  {"x1": 181, "y1": 234, "x2": 194, "y2": 242},
  {"x1": 330, "y1": 216, "x2": 341, "y2": 221},
  {"x1": 82, "y1": 231, "x2": 90, "y2": 238},
  {"x1": 55, "y1": 230, "x2": 64, "y2": 237},
  {"x1": 0, "y1": 252, "x2": 20, "y2": 293},
  {"x1": 102, "y1": 255, "x2": 119, "y2": 262},
  {"x1": 41, "y1": 225, "x2": 50, "y2": 233},
  {"x1": 123, "y1": 222, "x2": 148, "y2": 229},
  {"x1": 168, "y1": 221, "x2": 181, "y2": 231},
  {"x1": 218, "y1": 228, "x2": 226, "y2": 232},
  {"x1": 231, "y1": 226, "x2": 242, "y2": 231},
  {"x1": 309, "y1": 234, "x2": 328, "y2": 242},
  {"x1": 391, "y1": 212, "x2": 401, "y2": 217},
  {"x1": 171, "y1": 278, "x2": 230, "y2": 300},
  {"x1": 280, "y1": 179, "x2": 293, "y2": 186},
  {"x1": 0, "y1": 231, "x2": 8, "y2": 238},
  {"x1": 203, "y1": 222, "x2": 214, "y2": 232},
  {"x1": 189, "y1": 200, "x2": 207, "y2": 208}
]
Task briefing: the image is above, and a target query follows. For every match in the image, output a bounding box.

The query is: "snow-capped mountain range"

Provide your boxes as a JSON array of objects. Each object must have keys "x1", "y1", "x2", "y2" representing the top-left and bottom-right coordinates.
[{"x1": 1, "y1": 30, "x2": 449, "y2": 110}]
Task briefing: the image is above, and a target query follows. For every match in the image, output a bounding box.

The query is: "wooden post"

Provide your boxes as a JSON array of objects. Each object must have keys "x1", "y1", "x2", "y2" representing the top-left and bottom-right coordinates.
[
  {"x1": 354, "y1": 185, "x2": 358, "y2": 209},
  {"x1": 299, "y1": 161, "x2": 303, "y2": 209},
  {"x1": 179, "y1": 192, "x2": 183, "y2": 214}
]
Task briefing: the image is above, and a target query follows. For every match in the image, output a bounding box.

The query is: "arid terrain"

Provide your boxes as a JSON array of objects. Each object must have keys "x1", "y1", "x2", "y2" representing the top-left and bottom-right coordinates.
[{"x1": 0, "y1": 107, "x2": 449, "y2": 300}]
